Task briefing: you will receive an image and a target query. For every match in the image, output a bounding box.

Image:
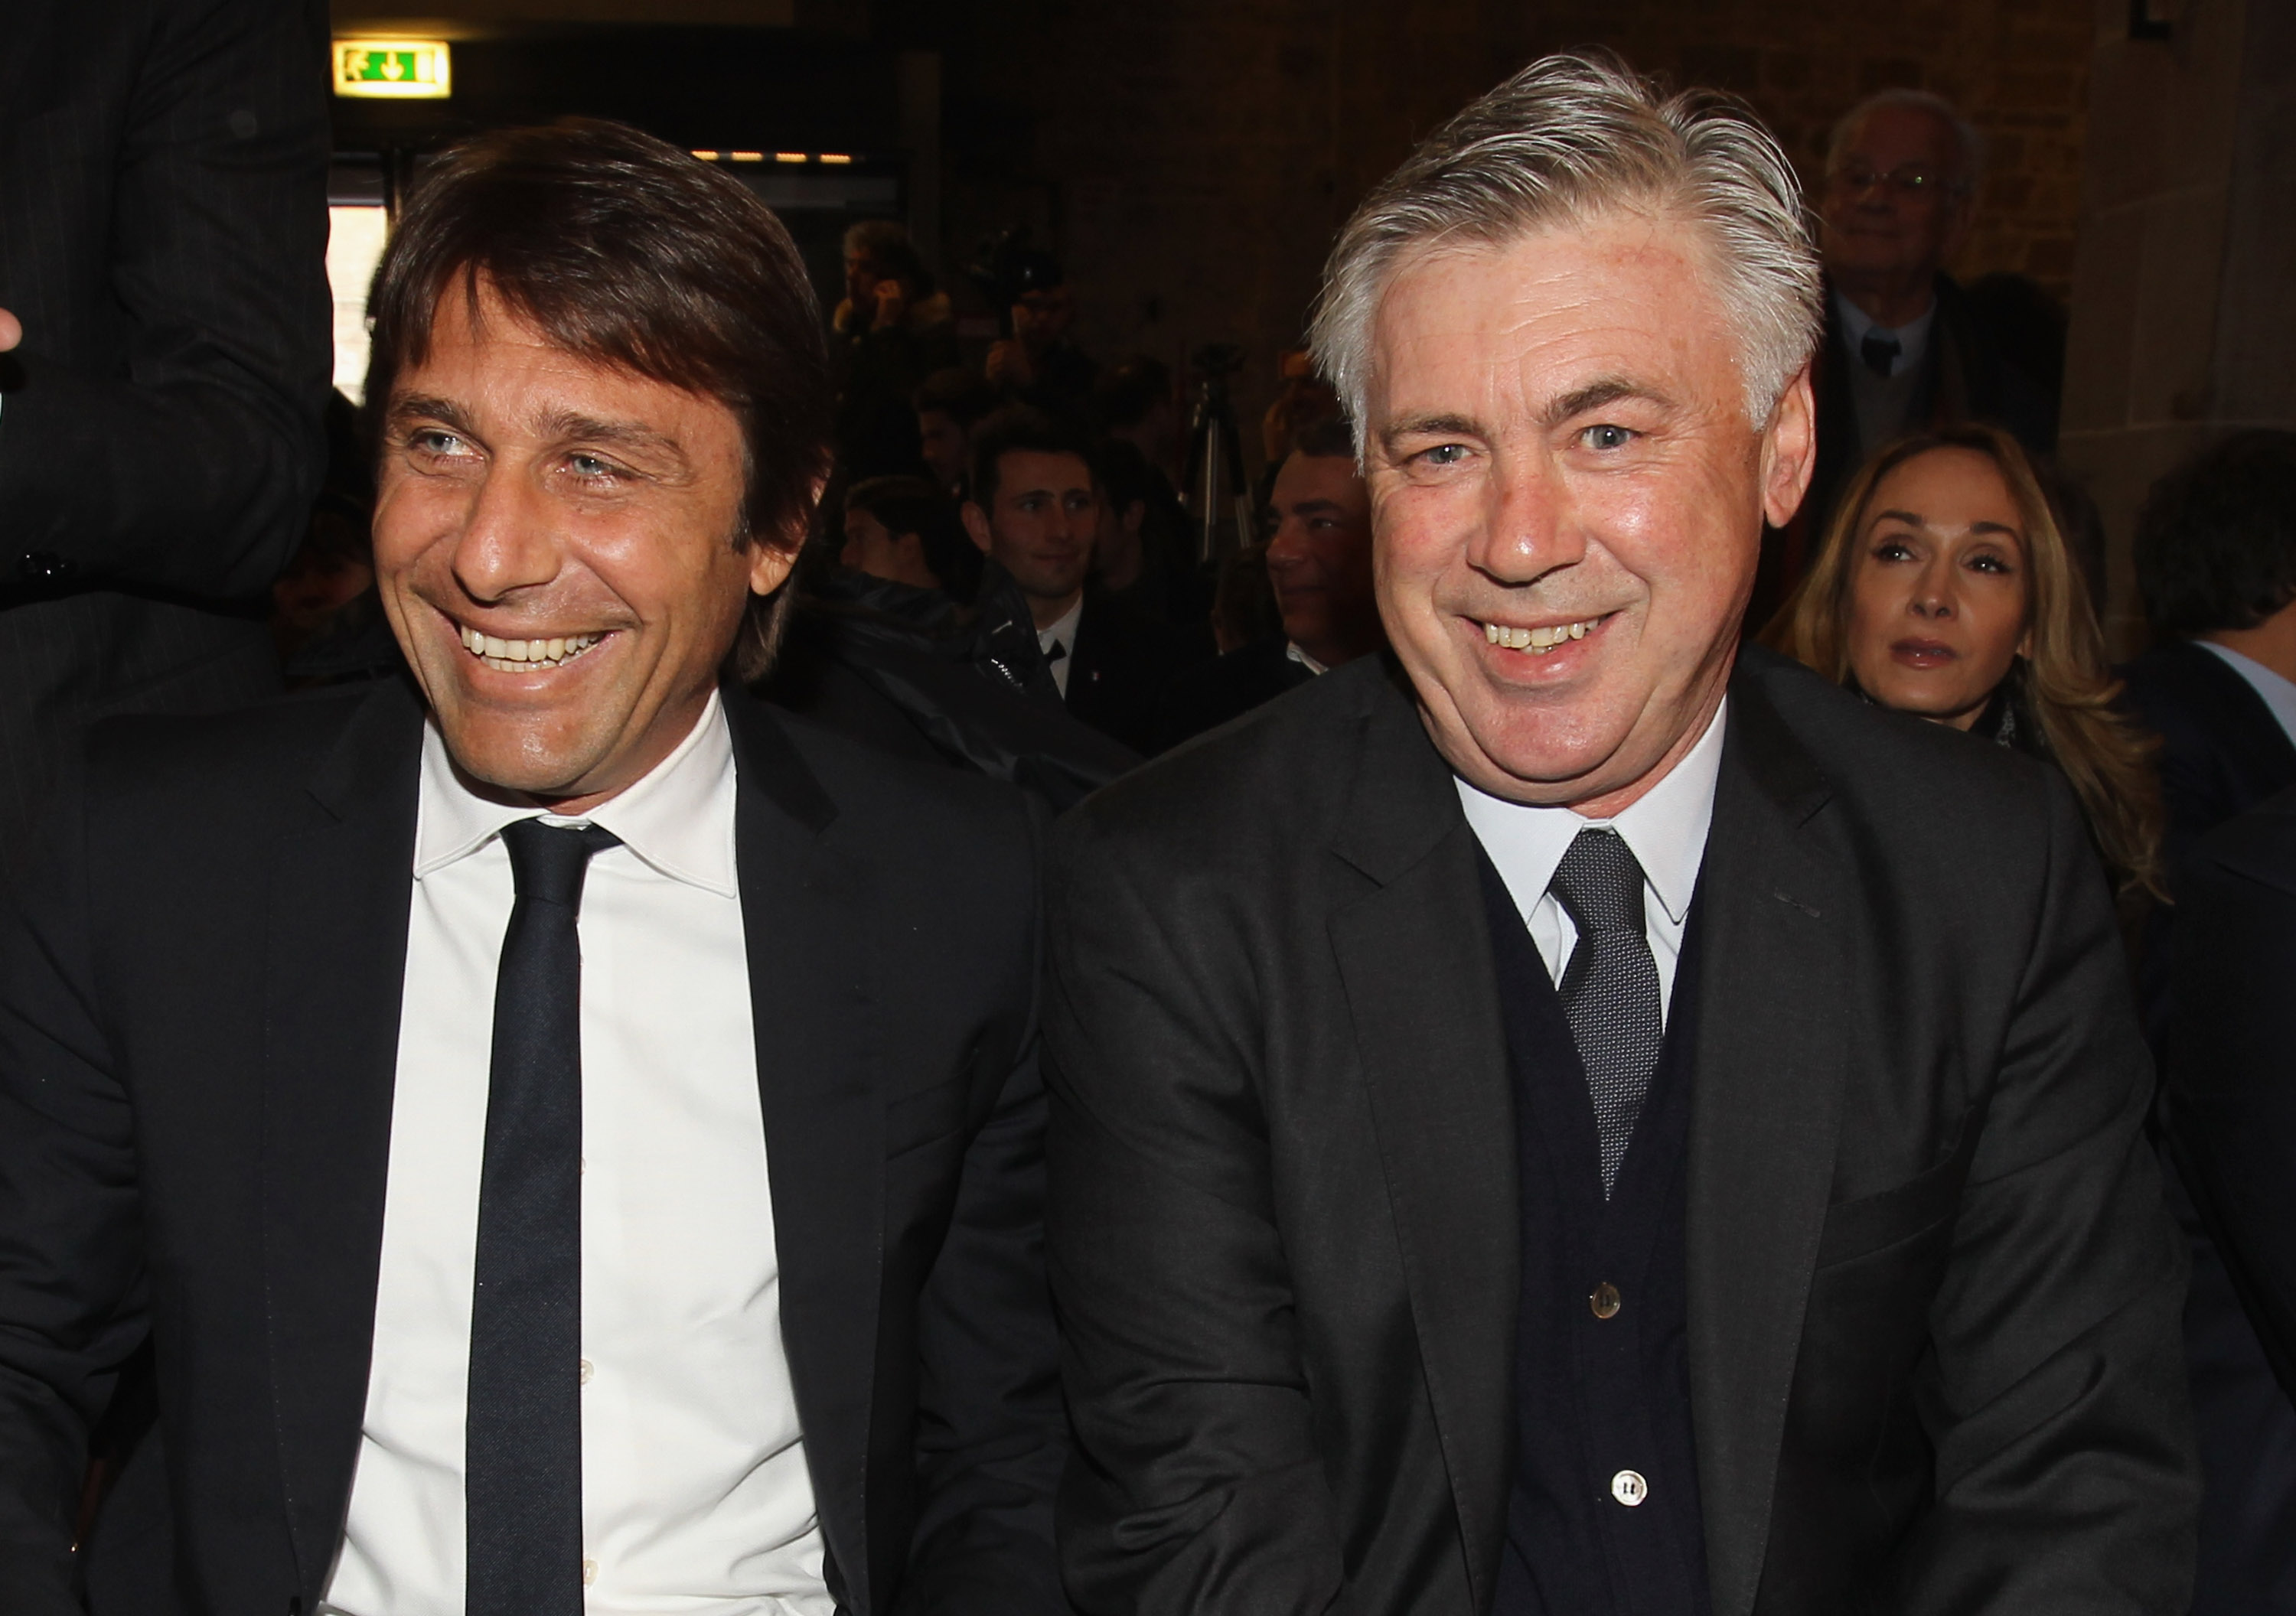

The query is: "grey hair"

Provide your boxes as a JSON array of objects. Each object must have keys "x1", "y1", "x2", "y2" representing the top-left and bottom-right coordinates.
[
  {"x1": 1826, "y1": 88, "x2": 1985, "y2": 196},
  {"x1": 1308, "y1": 51, "x2": 1823, "y2": 432}
]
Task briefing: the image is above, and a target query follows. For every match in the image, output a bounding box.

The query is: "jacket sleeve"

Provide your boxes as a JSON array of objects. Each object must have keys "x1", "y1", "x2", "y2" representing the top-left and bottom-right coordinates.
[
  {"x1": 0, "y1": 761, "x2": 152, "y2": 1616},
  {"x1": 0, "y1": 0, "x2": 331, "y2": 598},
  {"x1": 1907, "y1": 771, "x2": 2198, "y2": 1610},
  {"x1": 1043, "y1": 810, "x2": 1345, "y2": 1616},
  {"x1": 900, "y1": 795, "x2": 1068, "y2": 1614},
  {"x1": 2166, "y1": 822, "x2": 2296, "y2": 1396}
]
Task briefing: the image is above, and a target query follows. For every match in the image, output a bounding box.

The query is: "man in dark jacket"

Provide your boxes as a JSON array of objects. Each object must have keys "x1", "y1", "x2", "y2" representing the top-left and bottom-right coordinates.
[
  {"x1": 1756, "y1": 90, "x2": 2056, "y2": 623},
  {"x1": 0, "y1": 121, "x2": 1062, "y2": 1616},
  {"x1": 1045, "y1": 54, "x2": 2193, "y2": 1616},
  {"x1": 0, "y1": 0, "x2": 333, "y2": 875},
  {"x1": 2123, "y1": 429, "x2": 2296, "y2": 1613}
]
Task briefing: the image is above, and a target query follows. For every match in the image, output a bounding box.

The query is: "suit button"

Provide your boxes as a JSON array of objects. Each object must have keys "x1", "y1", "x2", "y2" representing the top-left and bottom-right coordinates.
[
  {"x1": 1610, "y1": 1469, "x2": 1649, "y2": 1507},
  {"x1": 1590, "y1": 1281, "x2": 1622, "y2": 1319}
]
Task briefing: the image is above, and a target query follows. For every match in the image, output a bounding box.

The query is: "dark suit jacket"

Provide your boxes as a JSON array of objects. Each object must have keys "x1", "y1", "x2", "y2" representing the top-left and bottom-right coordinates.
[
  {"x1": 2169, "y1": 787, "x2": 2296, "y2": 1394},
  {"x1": 1044, "y1": 647, "x2": 2195, "y2": 1614},
  {"x1": 0, "y1": 0, "x2": 331, "y2": 865},
  {"x1": 1064, "y1": 591, "x2": 1197, "y2": 756},
  {"x1": 1153, "y1": 635, "x2": 1315, "y2": 751},
  {"x1": 0, "y1": 678, "x2": 1064, "y2": 1615},
  {"x1": 2122, "y1": 639, "x2": 2296, "y2": 1051}
]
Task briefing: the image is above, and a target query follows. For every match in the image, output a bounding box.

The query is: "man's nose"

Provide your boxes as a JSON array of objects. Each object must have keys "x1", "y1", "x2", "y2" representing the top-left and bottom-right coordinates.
[
  {"x1": 1473, "y1": 456, "x2": 1586, "y2": 582},
  {"x1": 449, "y1": 467, "x2": 563, "y2": 603}
]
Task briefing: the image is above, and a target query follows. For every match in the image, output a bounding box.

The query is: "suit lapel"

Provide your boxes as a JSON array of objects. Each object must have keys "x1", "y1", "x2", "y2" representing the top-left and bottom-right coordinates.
[
  {"x1": 1686, "y1": 671, "x2": 1848, "y2": 1616},
  {"x1": 1326, "y1": 671, "x2": 1518, "y2": 1609},
  {"x1": 259, "y1": 679, "x2": 424, "y2": 1585},
  {"x1": 724, "y1": 691, "x2": 884, "y2": 1614}
]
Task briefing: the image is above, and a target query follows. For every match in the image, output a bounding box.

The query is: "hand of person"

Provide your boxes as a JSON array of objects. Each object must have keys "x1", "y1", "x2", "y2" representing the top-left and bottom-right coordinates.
[
  {"x1": 986, "y1": 337, "x2": 1034, "y2": 389},
  {"x1": 871, "y1": 279, "x2": 907, "y2": 332},
  {"x1": 0, "y1": 307, "x2": 20, "y2": 351}
]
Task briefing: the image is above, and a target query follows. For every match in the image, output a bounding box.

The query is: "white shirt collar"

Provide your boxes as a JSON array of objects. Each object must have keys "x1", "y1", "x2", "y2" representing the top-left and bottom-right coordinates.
[
  {"x1": 1453, "y1": 696, "x2": 1728, "y2": 929},
  {"x1": 1834, "y1": 287, "x2": 1936, "y2": 376},
  {"x1": 413, "y1": 688, "x2": 739, "y2": 898},
  {"x1": 1037, "y1": 594, "x2": 1084, "y2": 656},
  {"x1": 1286, "y1": 641, "x2": 1329, "y2": 676},
  {"x1": 2199, "y1": 640, "x2": 2296, "y2": 751}
]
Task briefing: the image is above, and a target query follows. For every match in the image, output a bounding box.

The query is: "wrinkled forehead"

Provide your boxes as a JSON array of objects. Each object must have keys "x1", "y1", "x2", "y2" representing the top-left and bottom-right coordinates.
[{"x1": 1362, "y1": 215, "x2": 1743, "y2": 425}]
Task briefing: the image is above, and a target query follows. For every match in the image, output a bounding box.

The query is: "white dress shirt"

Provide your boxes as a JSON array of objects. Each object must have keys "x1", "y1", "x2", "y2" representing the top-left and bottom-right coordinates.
[
  {"x1": 321, "y1": 691, "x2": 831, "y2": 1616},
  {"x1": 2198, "y1": 640, "x2": 2296, "y2": 750},
  {"x1": 1455, "y1": 699, "x2": 1728, "y2": 1024},
  {"x1": 1039, "y1": 595, "x2": 1083, "y2": 697}
]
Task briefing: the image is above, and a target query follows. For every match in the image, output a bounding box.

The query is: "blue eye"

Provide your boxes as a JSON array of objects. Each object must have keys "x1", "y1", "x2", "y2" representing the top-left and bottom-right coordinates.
[
  {"x1": 1418, "y1": 443, "x2": 1468, "y2": 466},
  {"x1": 1580, "y1": 424, "x2": 1635, "y2": 451}
]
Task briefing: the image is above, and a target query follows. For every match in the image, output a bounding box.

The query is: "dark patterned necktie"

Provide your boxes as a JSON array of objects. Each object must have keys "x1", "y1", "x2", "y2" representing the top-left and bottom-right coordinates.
[
  {"x1": 1861, "y1": 331, "x2": 1902, "y2": 378},
  {"x1": 1549, "y1": 829, "x2": 1665, "y2": 1197},
  {"x1": 466, "y1": 816, "x2": 619, "y2": 1616}
]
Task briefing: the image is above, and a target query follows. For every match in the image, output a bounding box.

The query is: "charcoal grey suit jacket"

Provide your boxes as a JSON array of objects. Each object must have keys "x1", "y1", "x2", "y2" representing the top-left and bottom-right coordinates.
[
  {"x1": 0, "y1": 678, "x2": 1065, "y2": 1614},
  {"x1": 1045, "y1": 645, "x2": 2197, "y2": 1614},
  {"x1": 0, "y1": 0, "x2": 331, "y2": 868}
]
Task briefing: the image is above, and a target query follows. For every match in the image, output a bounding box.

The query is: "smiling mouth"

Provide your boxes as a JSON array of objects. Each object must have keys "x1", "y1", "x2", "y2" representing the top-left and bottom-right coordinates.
[
  {"x1": 1480, "y1": 614, "x2": 1606, "y2": 655},
  {"x1": 456, "y1": 623, "x2": 607, "y2": 672}
]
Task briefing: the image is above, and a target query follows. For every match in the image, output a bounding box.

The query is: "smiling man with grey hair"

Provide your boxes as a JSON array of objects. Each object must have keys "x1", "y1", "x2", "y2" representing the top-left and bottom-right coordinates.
[{"x1": 1043, "y1": 50, "x2": 2194, "y2": 1616}]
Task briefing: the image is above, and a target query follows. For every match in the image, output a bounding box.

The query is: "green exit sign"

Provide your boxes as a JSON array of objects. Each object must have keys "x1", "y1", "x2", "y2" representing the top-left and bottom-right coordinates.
[{"x1": 333, "y1": 39, "x2": 451, "y2": 99}]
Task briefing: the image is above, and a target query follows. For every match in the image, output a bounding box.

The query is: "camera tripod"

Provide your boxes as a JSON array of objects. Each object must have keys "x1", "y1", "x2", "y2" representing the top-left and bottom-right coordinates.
[{"x1": 1181, "y1": 343, "x2": 1258, "y2": 567}]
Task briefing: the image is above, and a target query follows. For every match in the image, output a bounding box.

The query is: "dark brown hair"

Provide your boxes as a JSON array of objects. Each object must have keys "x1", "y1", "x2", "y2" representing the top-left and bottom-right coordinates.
[{"x1": 365, "y1": 119, "x2": 832, "y2": 679}]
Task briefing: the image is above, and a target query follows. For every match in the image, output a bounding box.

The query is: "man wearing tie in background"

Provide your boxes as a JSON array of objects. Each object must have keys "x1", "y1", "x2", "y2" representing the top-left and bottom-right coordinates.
[{"x1": 0, "y1": 122, "x2": 1062, "y2": 1616}]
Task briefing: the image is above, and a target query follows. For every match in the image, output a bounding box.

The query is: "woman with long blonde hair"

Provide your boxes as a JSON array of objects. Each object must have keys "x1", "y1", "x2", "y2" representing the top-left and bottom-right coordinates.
[{"x1": 1766, "y1": 423, "x2": 2167, "y2": 901}]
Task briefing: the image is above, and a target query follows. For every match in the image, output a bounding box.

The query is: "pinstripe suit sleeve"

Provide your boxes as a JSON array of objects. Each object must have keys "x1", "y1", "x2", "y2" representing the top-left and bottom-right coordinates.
[{"x1": 0, "y1": 0, "x2": 331, "y2": 600}]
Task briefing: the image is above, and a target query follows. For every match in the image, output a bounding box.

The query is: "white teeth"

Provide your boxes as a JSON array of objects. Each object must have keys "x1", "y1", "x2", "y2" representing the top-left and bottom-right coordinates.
[
  {"x1": 456, "y1": 626, "x2": 603, "y2": 670},
  {"x1": 1482, "y1": 616, "x2": 1603, "y2": 654}
]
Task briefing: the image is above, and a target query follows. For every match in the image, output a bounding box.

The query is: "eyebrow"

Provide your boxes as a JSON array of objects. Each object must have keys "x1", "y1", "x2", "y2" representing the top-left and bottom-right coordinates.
[
  {"x1": 1377, "y1": 377, "x2": 1675, "y2": 454},
  {"x1": 1870, "y1": 507, "x2": 2022, "y2": 539},
  {"x1": 1542, "y1": 376, "x2": 1671, "y2": 428}
]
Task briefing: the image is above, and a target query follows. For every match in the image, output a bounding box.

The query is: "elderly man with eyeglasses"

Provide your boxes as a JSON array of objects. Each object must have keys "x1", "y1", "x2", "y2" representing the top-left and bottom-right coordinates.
[{"x1": 1792, "y1": 90, "x2": 2059, "y2": 582}]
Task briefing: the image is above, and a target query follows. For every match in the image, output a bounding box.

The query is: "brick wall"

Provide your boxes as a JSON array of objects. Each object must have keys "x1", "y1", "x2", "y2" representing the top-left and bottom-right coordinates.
[{"x1": 922, "y1": 0, "x2": 2093, "y2": 448}]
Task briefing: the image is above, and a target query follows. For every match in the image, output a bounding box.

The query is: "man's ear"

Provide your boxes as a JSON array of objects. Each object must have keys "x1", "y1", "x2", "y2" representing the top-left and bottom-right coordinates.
[
  {"x1": 1760, "y1": 365, "x2": 1819, "y2": 530},
  {"x1": 746, "y1": 535, "x2": 798, "y2": 596},
  {"x1": 961, "y1": 500, "x2": 993, "y2": 555}
]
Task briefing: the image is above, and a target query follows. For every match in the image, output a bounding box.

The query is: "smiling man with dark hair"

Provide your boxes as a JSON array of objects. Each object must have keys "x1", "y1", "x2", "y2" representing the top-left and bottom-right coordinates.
[{"x1": 0, "y1": 120, "x2": 1062, "y2": 1616}]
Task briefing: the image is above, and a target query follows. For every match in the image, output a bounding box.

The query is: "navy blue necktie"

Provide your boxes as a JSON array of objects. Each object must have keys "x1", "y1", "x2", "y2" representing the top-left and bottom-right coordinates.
[
  {"x1": 1549, "y1": 829, "x2": 1664, "y2": 1197},
  {"x1": 1861, "y1": 331, "x2": 1902, "y2": 378},
  {"x1": 466, "y1": 817, "x2": 618, "y2": 1616}
]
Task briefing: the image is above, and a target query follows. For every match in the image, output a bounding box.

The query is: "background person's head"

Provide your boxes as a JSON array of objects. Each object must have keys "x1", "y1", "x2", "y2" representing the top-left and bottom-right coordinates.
[
  {"x1": 1091, "y1": 435, "x2": 1158, "y2": 593},
  {"x1": 961, "y1": 406, "x2": 1097, "y2": 627},
  {"x1": 1007, "y1": 252, "x2": 1075, "y2": 355},
  {"x1": 1783, "y1": 428, "x2": 2040, "y2": 727},
  {"x1": 1308, "y1": 50, "x2": 1822, "y2": 813},
  {"x1": 1773, "y1": 424, "x2": 2164, "y2": 897},
  {"x1": 364, "y1": 118, "x2": 830, "y2": 813},
  {"x1": 842, "y1": 218, "x2": 931, "y2": 322},
  {"x1": 1264, "y1": 415, "x2": 1381, "y2": 669},
  {"x1": 1097, "y1": 356, "x2": 1180, "y2": 477},
  {"x1": 913, "y1": 367, "x2": 996, "y2": 496},
  {"x1": 1821, "y1": 90, "x2": 1982, "y2": 317},
  {"x1": 840, "y1": 475, "x2": 979, "y2": 599},
  {"x1": 2135, "y1": 430, "x2": 2296, "y2": 655}
]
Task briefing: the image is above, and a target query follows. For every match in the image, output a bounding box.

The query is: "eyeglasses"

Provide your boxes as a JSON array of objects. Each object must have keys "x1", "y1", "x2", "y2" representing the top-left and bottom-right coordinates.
[{"x1": 1828, "y1": 164, "x2": 1958, "y2": 200}]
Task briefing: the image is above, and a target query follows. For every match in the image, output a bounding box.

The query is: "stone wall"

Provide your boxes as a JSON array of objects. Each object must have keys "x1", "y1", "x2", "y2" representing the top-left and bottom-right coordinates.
[
  {"x1": 917, "y1": 0, "x2": 2095, "y2": 451},
  {"x1": 2060, "y1": 0, "x2": 2296, "y2": 653}
]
